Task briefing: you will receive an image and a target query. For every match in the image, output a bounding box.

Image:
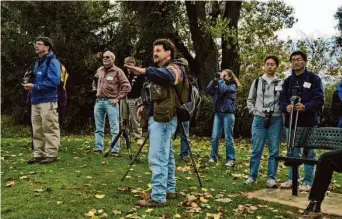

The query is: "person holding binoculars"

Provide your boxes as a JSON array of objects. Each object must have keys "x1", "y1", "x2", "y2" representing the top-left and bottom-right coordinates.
[
  {"x1": 207, "y1": 69, "x2": 241, "y2": 167},
  {"x1": 245, "y1": 55, "x2": 283, "y2": 188}
]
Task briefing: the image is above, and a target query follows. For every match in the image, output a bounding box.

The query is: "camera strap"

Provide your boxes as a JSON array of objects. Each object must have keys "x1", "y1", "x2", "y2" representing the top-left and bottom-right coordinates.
[{"x1": 262, "y1": 79, "x2": 278, "y2": 112}]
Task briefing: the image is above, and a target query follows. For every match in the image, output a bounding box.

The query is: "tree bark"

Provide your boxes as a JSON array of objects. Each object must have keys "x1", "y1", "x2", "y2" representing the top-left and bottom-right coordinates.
[
  {"x1": 185, "y1": 1, "x2": 218, "y2": 89},
  {"x1": 221, "y1": 1, "x2": 242, "y2": 77}
]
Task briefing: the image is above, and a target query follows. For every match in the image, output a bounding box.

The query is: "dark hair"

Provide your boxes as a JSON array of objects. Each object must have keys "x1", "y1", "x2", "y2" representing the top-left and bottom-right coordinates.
[
  {"x1": 264, "y1": 55, "x2": 279, "y2": 67},
  {"x1": 153, "y1": 38, "x2": 176, "y2": 59},
  {"x1": 290, "y1": 51, "x2": 307, "y2": 62},
  {"x1": 35, "y1": 37, "x2": 53, "y2": 51}
]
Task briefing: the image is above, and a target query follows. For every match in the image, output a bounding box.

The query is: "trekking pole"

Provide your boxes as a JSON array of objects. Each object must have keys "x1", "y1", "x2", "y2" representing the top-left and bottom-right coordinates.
[
  {"x1": 121, "y1": 134, "x2": 149, "y2": 181},
  {"x1": 180, "y1": 122, "x2": 202, "y2": 188}
]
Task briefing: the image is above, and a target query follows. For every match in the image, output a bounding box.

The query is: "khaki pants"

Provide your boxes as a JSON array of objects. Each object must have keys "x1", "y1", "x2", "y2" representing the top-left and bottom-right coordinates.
[
  {"x1": 120, "y1": 97, "x2": 143, "y2": 141},
  {"x1": 31, "y1": 102, "x2": 60, "y2": 158}
]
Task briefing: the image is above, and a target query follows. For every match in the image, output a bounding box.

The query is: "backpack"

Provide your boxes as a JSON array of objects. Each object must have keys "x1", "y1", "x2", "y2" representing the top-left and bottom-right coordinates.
[
  {"x1": 173, "y1": 73, "x2": 201, "y2": 123},
  {"x1": 25, "y1": 56, "x2": 69, "y2": 123}
]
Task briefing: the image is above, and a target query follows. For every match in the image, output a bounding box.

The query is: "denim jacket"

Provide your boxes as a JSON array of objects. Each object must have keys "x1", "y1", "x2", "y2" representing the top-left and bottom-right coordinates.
[{"x1": 207, "y1": 79, "x2": 237, "y2": 113}]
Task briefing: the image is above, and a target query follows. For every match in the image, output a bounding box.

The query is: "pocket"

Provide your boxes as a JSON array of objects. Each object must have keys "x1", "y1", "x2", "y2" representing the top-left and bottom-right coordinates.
[
  {"x1": 151, "y1": 85, "x2": 168, "y2": 101},
  {"x1": 154, "y1": 100, "x2": 175, "y2": 123}
]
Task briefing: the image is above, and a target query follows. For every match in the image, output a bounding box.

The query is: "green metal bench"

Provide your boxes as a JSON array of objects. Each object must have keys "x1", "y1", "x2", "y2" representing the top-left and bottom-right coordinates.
[{"x1": 276, "y1": 127, "x2": 342, "y2": 196}]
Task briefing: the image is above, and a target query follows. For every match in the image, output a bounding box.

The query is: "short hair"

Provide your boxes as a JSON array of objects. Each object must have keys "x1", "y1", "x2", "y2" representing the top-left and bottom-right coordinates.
[
  {"x1": 124, "y1": 56, "x2": 136, "y2": 65},
  {"x1": 102, "y1": 50, "x2": 115, "y2": 62},
  {"x1": 264, "y1": 55, "x2": 279, "y2": 67},
  {"x1": 290, "y1": 51, "x2": 307, "y2": 62},
  {"x1": 35, "y1": 37, "x2": 53, "y2": 51},
  {"x1": 153, "y1": 38, "x2": 176, "y2": 59}
]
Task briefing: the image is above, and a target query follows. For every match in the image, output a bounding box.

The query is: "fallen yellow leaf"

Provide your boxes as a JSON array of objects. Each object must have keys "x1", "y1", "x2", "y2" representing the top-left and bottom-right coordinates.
[
  {"x1": 112, "y1": 210, "x2": 121, "y2": 215},
  {"x1": 145, "y1": 208, "x2": 154, "y2": 213},
  {"x1": 95, "y1": 194, "x2": 105, "y2": 199}
]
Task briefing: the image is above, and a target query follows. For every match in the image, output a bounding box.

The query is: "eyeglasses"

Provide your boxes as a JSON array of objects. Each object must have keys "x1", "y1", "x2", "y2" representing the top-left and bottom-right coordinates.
[
  {"x1": 291, "y1": 58, "x2": 303, "y2": 63},
  {"x1": 34, "y1": 42, "x2": 45, "y2": 46},
  {"x1": 102, "y1": 56, "x2": 110, "y2": 60}
]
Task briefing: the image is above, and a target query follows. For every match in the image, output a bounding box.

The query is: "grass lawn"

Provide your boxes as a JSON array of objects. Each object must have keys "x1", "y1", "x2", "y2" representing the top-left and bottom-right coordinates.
[{"x1": 1, "y1": 115, "x2": 341, "y2": 219}]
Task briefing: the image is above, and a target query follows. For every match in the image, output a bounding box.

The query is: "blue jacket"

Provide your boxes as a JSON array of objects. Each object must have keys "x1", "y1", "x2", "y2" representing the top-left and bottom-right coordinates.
[
  {"x1": 280, "y1": 68, "x2": 324, "y2": 128},
  {"x1": 207, "y1": 79, "x2": 237, "y2": 113},
  {"x1": 30, "y1": 52, "x2": 61, "y2": 105}
]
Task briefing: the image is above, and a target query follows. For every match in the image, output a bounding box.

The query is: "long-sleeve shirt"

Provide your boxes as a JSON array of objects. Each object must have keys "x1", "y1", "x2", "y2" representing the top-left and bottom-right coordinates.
[{"x1": 92, "y1": 65, "x2": 131, "y2": 101}]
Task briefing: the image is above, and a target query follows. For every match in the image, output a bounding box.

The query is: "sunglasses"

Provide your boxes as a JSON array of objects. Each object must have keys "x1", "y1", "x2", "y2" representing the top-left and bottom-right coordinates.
[{"x1": 102, "y1": 56, "x2": 110, "y2": 59}]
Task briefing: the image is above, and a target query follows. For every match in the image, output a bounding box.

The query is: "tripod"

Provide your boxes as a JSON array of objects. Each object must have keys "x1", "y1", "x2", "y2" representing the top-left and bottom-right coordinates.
[
  {"x1": 121, "y1": 121, "x2": 202, "y2": 188},
  {"x1": 287, "y1": 88, "x2": 302, "y2": 195},
  {"x1": 104, "y1": 119, "x2": 133, "y2": 160}
]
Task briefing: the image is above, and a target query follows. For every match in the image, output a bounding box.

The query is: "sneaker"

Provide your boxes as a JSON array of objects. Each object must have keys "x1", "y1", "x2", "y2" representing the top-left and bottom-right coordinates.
[
  {"x1": 136, "y1": 198, "x2": 166, "y2": 207},
  {"x1": 244, "y1": 177, "x2": 255, "y2": 185},
  {"x1": 225, "y1": 160, "x2": 235, "y2": 167},
  {"x1": 181, "y1": 156, "x2": 189, "y2": 162},
  {"x1": 299, "y1": 184, "x2": 312, "y2": 192},
  {"x1": 280, "y1": 180, "x2": 292, "y2": 188},
  {"x1": 266, "y1": 179, "x2": 278, "y2": 188},
  {"x1": 209, "y1": 158, "x2": 216, "y2": 163},
  {"x1": 39, "y1": 157, "x2": 57, "y2": 164},
  {"x1": 27, "y1": 157, "x2": 44, "y2": 164}
]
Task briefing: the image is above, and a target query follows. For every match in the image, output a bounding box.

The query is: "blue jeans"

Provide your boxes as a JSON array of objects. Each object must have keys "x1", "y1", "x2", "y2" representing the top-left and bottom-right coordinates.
[
  {"x1": 286, "y1": 128, "x2": 317, "y2": 185},
  {"x1": 249, "y1": 116, "x2": 282, "y2": 180},
  {"x1": 180, "y1": 121, "x2": 190, "y2": 158},
  {"x1": 94, "y1": 99, "x2": 120, "y2": 152},
  {"x1": 148, "y1": 116, "x2": 178, "y2": 203},
  {"x1": 210, "y1": 113, "x2": 236, "y2": 161}
]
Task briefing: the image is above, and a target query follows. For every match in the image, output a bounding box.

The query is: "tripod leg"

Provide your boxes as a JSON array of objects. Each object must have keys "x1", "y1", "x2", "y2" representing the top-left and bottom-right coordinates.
[
  {"x1": 180, "y1": 123, "x2": 202, "y2": 188},
  {"x1": 123, "y1": 129, "x2": 133, "y2": 161},
  {"x1": 104, "y1": 129, "x2": 123, "y2": 157},
  {"x1": 121, "y1": 134, "x2": 149, "y2": 181}
]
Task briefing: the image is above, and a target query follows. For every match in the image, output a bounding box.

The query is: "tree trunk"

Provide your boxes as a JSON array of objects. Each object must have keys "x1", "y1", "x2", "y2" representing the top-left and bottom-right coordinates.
[
  {"x1": 185, "y1": 1, "x2": 218, "y2": 90},
  {"x1": 221, "y1": 1, "x2": 242, "y2": 77}
]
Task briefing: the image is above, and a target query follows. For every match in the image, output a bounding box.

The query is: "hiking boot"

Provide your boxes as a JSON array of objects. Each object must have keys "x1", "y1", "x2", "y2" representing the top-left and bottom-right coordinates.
[
  {"x1": 299, "y1": 184, "x2": 312, "y2": 192},
  {"x1": 39, "y1": 157, "x2": 57, "y2": 164},
  {"x1": 280, "y1": 180, "x2": 292, "y2": 188},
  {"x1": 225, "y1": 160, "x2": 235, "y2": 167},
  {"x1": 27, "y1": 157, "x2": 44, "y2": 164},
  {"x1": 302, "y1": 201, "x2": 322, "y2": 219},
  {"x1": 266, "y1": 179, "x2": 278, "y2": 188},
  {"x1": 109, "y1": 152, "x2": 121, "y2": 157},
  {"x1": 244, "y1": 177, "x2": 255, "y2": 185},
  {"x1": 93, "y1": 149, "x2": 102, "y2": 154},
  {"x1": 136, "y1": 198, "x2": 166, "y2": 207},
  {"x1": 146, "y1": 192, "x2": 177, "y2": 200}
]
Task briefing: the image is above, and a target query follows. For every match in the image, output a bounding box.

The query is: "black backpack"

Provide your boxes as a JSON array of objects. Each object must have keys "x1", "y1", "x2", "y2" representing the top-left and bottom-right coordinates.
[{"x1": 174, "y1": 72, "x2": 201, "y2": 123}]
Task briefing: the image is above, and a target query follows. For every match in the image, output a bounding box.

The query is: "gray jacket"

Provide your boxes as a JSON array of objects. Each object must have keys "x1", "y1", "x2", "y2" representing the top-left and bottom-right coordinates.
[{"x1": 247, "y1": 75, "x2": 283, "y2": 117}]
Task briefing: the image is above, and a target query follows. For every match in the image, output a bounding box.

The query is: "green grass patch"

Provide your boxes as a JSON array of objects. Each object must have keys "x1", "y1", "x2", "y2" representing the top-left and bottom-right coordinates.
[{"x1": 1, "y1": 115, "x2": 341, "y2": 219}]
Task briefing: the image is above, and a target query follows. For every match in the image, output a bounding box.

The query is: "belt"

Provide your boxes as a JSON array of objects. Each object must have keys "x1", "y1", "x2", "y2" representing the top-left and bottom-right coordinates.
[{"x1": 97, "y1": 97, "x2": 112, "y2": 100}]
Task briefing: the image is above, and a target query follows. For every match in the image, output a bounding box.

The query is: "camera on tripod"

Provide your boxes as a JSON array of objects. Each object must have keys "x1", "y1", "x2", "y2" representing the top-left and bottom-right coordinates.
[
  {"x1": 263, "y1": 108, "x2": 273, "y2": 129},
  {"x1": 135, "y1": 82, "x2": 152, "y2": 107}
]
